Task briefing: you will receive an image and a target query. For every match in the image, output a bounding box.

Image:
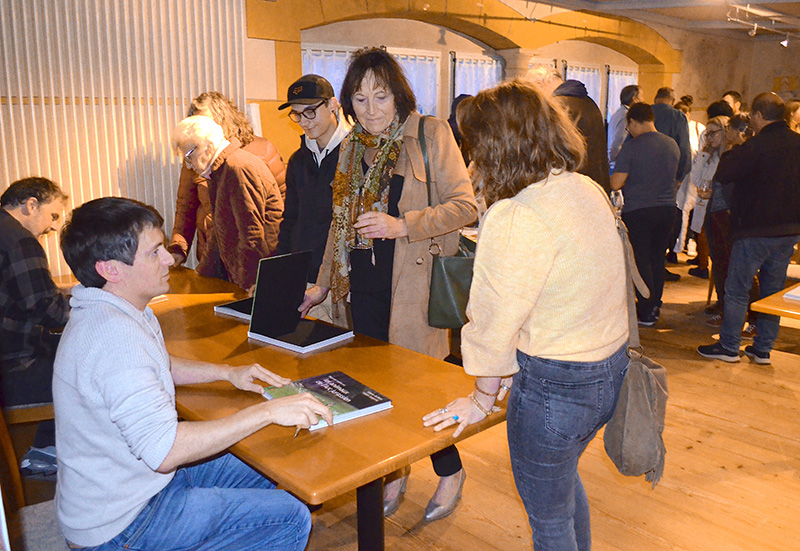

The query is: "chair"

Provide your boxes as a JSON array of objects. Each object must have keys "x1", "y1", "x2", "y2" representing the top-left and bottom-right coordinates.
[{"x1": 0, "y1": 410, "x2": 65, "y2": 550}]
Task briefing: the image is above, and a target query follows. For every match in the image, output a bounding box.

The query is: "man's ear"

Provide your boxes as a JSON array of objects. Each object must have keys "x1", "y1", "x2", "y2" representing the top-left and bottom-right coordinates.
[
  {"x1": 21, "y1": 197, "x2": 39, "y2": 216},
  {"x1": 95, "y1": 259, "x2": 123, "y2": 284}
]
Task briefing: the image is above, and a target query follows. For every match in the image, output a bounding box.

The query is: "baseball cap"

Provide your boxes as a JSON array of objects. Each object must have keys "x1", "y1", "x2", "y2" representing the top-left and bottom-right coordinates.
[{"x1": 278, "y1": 75, "x2": 334, "y2": 110}]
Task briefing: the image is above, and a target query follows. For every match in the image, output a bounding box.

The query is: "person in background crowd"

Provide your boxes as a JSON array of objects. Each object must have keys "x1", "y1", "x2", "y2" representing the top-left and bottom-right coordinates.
[
  {"x1": 425, "y1": 80, "x2": 628, "y2": 551},
  {"x1": 703, "y1": 113, "x2": 758, "y2": 340},
  {"x1": 448, "y1": 93, "x2": 472, "y2": 165},
  {"x1": 276, "y1": 74, "x2": 351, "y2": 326},
  {"x1": 526, "y1": 66, "x2": 611, "y2": 191},
  {"x1": 169, "y1": 92, "x2": 285, "y2": 274},
  {"x1": 611, "y1": 102, "x2": 681, "y2": 326},
  {"x1": 172, "y1": 116, "x2": 284, "y2": 291},
  {"x1": 300, "y1": 47, "x2": 477, "y2": 522},
  {"x1": 722, "y1": 90, "x2": 745, "y2": 115},
  {"x1": 707, "y1": 99, "x2": 735, "y2": 119},
  {"x1": 785, "y1": 98, "x2": 800, "y2": 133},
  {"x1": 671, "y1": 95, "x2": 707, "y2": 264},
  {"x1": 1, "y1": 177, "x2": 70, "y2": 479},
  {"x1": 698, "y1": 92, "x2": 800, "y2": 365},
  {"x1": 608, "y1": 84, "x2": 642, "y2": 173}
]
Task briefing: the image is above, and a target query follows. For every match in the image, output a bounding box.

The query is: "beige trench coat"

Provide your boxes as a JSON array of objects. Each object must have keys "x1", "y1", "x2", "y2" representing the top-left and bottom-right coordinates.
[{"x1": 317, "y1": 111, "x2": 478, "y2": 359}]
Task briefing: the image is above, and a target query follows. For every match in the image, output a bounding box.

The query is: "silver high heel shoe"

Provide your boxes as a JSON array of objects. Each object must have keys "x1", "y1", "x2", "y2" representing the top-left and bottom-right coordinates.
[
  {"x1": 424, "y1": 468, "x2": 466, "y2": 521},
  {"x1": 383, "y1": 467, "x2": 410, "y2": 516}
]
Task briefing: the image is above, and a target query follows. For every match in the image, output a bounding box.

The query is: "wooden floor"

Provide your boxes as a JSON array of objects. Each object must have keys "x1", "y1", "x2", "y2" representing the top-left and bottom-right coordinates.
[
  {"x1": 307, "y1": 257, "x2": 800, "y2": 551},
  {"x1": 10, "y1": 257, "x2": 800, "y2": 550}
]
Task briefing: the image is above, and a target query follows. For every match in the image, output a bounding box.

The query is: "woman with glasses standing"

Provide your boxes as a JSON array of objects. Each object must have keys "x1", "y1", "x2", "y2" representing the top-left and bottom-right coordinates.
[
  {"x1": 169, "y1": 92, "x2": 285, "y2": 275},
  {"x1": 276, "y1": 75, "x2": 351, "y2": 325},
  {"x1": 300, "y1": 47, "x2": 477, "y2": 521}
]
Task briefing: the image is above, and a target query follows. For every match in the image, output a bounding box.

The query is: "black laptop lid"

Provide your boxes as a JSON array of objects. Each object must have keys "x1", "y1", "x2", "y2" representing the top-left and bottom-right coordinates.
[{"x1": 248, "y1": 251, "x2": 312, "y2": 338}]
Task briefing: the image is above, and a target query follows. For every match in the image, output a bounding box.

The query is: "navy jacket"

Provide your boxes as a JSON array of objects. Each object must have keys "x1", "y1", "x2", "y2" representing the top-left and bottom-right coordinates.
[
  {"x1": 715, "y1": 120, "x2": 800, "y2": 239},
  {"x1": 653, "y1": 103, "x2": 691, "y2": 181},
  {"x1": 275, "y1": 138, "x2": 340, "y2": 283}
]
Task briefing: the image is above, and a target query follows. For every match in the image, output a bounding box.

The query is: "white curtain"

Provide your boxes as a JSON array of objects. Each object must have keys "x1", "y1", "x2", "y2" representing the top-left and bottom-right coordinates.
[
  {"x1": 607, "y1": 70, "x2": 639, "y2": 122},
  {"x1": 302, "y1": 47, "x2": 440, "y2": 117},
  {"x1": 566, "y1": 65, "x2": 603, "y2": 107},
  {"x1": 454, "y1": 56, "x2": 503, "y2": 97},
  {"x1": 0, "y1": 0, "x2": 246, "y2": 276},
  {"x1": 301, "y1": 47, "x2": 354, "y2": 99}
]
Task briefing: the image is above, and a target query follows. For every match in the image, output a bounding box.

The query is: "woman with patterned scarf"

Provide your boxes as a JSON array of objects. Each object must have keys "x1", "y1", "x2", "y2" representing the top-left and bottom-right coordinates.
[{"x1": 300, "y1": 47, "x2": 477, "y2": 521}]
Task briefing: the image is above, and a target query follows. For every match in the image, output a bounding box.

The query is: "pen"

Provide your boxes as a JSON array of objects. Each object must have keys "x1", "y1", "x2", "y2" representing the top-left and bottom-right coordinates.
[{"x1": 294, "y1": 427, "x2": 301, "y2": 438}]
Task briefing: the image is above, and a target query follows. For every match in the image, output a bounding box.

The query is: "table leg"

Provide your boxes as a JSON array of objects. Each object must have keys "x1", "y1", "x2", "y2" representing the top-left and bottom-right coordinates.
[{"x1": 357, "y1": 477, "x2": 384, "y2": 551}]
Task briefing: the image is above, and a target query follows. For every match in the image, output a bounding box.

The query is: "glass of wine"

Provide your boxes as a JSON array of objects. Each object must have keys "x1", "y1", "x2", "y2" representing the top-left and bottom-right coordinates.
[{"x1": 351, "y1": 186, "x2": 371, "y2": 249}]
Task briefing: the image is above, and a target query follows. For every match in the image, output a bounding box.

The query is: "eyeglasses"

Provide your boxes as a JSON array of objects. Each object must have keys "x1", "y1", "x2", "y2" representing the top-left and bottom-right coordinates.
[
  {"x1": 183, "y1": 146, "x2": 197, "y2": 165},
  {"x1": 288, "y1": 101, "x2": 326, "y2": 123}
]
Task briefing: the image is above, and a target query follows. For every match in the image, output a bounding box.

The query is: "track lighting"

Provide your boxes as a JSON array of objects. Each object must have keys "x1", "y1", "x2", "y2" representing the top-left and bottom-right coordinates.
[
  {"x1": 748, "y1": 23, "x2": 758, "y2": 37},
  {"x1": 781, "y1": 35, "x2": 789, "y2": 47}
]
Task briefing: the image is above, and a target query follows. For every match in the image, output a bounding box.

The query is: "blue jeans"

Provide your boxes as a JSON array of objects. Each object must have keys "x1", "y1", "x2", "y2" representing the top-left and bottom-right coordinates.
[
  {"x1": 80, "y1": 454, "x2": 311, "y2": 551},
  {"x1": 720, "y1": 235, "x2": 798, "y2": 353},
  {"x1": 507, "y1": 345, "x2": 629, "y2": 551}
]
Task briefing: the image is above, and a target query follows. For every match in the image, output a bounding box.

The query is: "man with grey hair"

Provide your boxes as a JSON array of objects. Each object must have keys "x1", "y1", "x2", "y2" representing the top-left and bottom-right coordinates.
[
  {"x1": 526, "y1": 65, "x2": 611, "y2": 191},
  {"x1": 172, "y1": 116, "x2": 283, "y2": 291},
  {"x1": 608, "y1": 84, "x2": 642, "y2": 171}
]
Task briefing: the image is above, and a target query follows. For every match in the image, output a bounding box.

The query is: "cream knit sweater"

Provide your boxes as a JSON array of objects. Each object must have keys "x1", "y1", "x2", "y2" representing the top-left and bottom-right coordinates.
[{"x1": 462, "y1": 171, "x2": 628, "y2": 377}]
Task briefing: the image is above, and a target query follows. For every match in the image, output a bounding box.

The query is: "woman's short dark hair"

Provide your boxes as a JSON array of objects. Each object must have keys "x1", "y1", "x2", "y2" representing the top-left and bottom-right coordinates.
[
  {"x1": 707, "y1": 100, "x2": 734, "y2": 119},
  {"x1": 61, "y1": 197, "x2": 164, "y2": 289},
  {"x1": 0, "y1": 177, "x2": 67, "y2": 208},
  {"x1": 729, "y1": 113, "x2": 750, "y2": 134},
  {"x1": 457, "y1": 79, "x2": 585, "y2": 206},
  {"x1": 339, "y1": 47, "x2": 417, "y2": 123},
  {"x1": 627, "y1": 102, "x2": 655, "y2": 123}
]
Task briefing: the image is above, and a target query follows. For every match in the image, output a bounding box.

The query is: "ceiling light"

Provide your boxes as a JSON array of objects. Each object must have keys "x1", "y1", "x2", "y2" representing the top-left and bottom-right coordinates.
[
  {"x1": 781, "y1": 35, "x2": 789, "y2": 47},
  {"x1": 748, "y1": 23, "x2": 758, "y2": 37}
]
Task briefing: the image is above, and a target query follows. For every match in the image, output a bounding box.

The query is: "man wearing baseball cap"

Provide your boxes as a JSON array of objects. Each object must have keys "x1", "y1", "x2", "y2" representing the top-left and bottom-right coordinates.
[{"x1": 276, "y1": 74, "x2": 351, "y2": 326}]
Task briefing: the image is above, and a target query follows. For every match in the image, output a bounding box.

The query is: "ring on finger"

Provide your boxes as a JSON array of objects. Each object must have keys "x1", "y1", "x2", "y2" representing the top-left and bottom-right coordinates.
[{"x1": 452, "y1": 415, "x2": 459, "y2": 421}]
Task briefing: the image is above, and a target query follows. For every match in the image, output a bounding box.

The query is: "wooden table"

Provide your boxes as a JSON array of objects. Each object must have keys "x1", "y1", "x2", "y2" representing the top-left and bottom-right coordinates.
[
  {"x1": 750, "y1": 282, "x2": 800, "y2": 320},
  {"x1": 153, "y1": 267, "x2": 506, "y2": 551}
]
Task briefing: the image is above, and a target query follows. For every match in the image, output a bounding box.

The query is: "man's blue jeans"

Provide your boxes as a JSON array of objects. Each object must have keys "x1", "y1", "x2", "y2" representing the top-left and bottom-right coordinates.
[
  {"x1": 507, "y1": 344, "x2": 629, "y2": 551},
  {"x1": 80, "y1": 454, "x2": 311, "y2": 551},
  {"x1": 720, "y1": 235, "x2": 798, "y2": 353}
]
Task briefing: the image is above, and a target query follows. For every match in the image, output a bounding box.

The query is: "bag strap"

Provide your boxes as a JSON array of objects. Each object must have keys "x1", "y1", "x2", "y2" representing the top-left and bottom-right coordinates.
[
  {"x1": 602, "y1": 190, "x2": 649, "y2": 353},
  {"x1": 419, "y1": 115, "x2": 432, "y2": 207}
]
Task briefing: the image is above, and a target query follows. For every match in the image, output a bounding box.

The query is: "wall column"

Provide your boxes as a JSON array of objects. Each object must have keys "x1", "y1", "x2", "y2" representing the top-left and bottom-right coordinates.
[{"x1": 497, "y1": 48, "x2": 538, "y2": 80}]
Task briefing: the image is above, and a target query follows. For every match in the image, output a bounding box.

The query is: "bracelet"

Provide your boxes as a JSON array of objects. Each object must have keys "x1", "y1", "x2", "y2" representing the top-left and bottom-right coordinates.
[
  {"x1": 470, "y1": 394, "x2": 500, "y2": 417},
  {"x1": 473, "y1": 384, "x2": 499, "y2": 398}
]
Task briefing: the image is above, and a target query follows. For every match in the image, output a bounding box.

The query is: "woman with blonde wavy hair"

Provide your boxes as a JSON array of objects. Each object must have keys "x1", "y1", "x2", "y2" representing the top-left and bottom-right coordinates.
[{"x1": 424, "y1": 80, "x2": 629, "y2": 549}]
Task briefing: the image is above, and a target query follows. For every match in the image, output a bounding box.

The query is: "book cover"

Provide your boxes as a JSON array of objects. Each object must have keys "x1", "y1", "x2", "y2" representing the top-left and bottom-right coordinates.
[
  {"x1": 248, "y1": 318, "x2": 354, "y2": 354},
  {"x1": 783, "y1": 285, "x2": 800, "y2": 301},
  {"x1": 262, "y1": 371, "x2": 392, "y2": 430},
  {"x1": 214, "y1": 297, "x2": 254, "y2": 320}
]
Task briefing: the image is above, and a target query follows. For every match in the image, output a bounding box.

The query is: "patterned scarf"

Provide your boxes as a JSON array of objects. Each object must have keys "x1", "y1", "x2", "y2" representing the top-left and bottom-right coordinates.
[{"x1": 329, "y1": 115, "x2": 406, "y2": 303}]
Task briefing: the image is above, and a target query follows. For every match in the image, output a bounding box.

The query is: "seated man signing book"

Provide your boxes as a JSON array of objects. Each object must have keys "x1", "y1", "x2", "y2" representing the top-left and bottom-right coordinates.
[{"x1": 53, "y1": 197, "x2": 332, "y2": 550}]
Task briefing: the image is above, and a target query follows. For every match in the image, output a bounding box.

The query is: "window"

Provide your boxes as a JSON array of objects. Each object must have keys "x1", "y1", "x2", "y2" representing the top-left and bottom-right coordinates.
[
  {"x1": 453, "y1": 55, "x2": 503, "y2": 97},
  {"x1": 566, "y1": 65, "x2": 603, "y2": 107},
  {"x1": 607, "y1": 70, "x2": 639, "y2": 122}
]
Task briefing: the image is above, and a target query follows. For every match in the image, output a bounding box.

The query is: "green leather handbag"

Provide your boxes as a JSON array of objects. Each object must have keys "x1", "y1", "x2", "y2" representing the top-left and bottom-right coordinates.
[{"x1": 418, "y1": 115, "x2": 475, "y2": 329}]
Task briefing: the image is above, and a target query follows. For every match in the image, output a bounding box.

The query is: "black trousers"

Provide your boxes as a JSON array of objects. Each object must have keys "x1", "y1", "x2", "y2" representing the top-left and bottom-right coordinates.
[
  {"x1": 623, "y1": 206, "x2": 676, "y2": 318},
  {"x1": 351, "y1": 289, "x2": 462, "y2": 477},
  {"x1": 1, "y1": 348, "x2": 58, "y2": 448}
]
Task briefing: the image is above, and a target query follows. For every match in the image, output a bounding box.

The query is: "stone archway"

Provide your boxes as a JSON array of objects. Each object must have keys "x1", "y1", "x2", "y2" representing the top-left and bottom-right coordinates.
[{"x1": 247, "y1": 0, "x2": 682, "y2": 154}]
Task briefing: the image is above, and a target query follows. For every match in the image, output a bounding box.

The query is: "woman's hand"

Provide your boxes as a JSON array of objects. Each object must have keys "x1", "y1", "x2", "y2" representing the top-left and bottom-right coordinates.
[
  {"x1": 354, "y1": 212, "x2": 408, "y2": 240},
  {"x1": 423, "y1": 396, "x2": 485, "y2": 437},
  {"x1": 298, "y1": 285, "x2": 329, "y2": 317}
]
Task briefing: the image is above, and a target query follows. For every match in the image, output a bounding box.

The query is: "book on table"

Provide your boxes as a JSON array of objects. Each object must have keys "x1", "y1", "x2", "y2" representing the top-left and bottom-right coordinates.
[
  {"x1": 213, "y1": 297, "x2": 254, "y2": 320},
  {"x1": 262, "y1": 371, "x2": 392, "y2": 430},
  {"x1": 215, "y1": 250, "x2": 353, "y2": 353},
  {"x1": 784, "y1": 285, "x2": 800, "y2": 301}
]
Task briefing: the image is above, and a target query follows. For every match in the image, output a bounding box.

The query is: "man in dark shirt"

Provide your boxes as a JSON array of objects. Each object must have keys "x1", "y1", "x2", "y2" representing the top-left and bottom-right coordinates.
[
  {"x1": 276, "y1": 75, "x2": 351, "y2": 325},
  {"x1": 1, "y1": 177, "x2": 70, "y2": 477},
  {"x1": 611, "y1": 103, "x2": 680, "y2": 326},
  {"x1": 698, "y1": 93, "x2": 800, "y2": 364}
]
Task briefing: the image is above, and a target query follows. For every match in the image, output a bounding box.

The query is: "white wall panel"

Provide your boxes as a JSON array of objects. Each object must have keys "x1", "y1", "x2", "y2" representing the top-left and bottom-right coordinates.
[{"x1": 0, "y1": 0, "x2": 246, "y2": 275}]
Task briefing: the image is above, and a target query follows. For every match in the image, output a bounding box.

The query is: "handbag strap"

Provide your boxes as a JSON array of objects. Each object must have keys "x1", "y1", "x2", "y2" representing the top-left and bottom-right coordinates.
[
  {"x1": 419, "y1": 115, "x2": 432, "y2": 207},
  {"x1": 602, "y1": 191, "x2": 650, "y2": 353}
]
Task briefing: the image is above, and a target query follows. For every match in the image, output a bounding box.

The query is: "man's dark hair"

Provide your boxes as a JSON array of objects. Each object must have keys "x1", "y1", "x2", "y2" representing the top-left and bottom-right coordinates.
[
  {"x1": 722, "y1": 90, "x2": 743, "y2": 105},
  {"x1": 340, "y1": 47, "x2": 417, "y2": 123},
  {"x1": 728, "y1": 113, "x2": 751, "y2": 135},
  {"x1": 1, "y1": 177, "x2": 67, "y2": 208},
  {"x1": 627, "y1": 102, "x2": 655, "y2": 124},
  {"x1": 751, "y1": 92, "x2": 785, "y2": 122},
  {"x1": 654, "y1": 87, "x2": 675, "y2": 103},
  {"x1": 620, "y1": 85, "x2": 641, "y2": 107},
  {"x1": 707, "y1": 100, "x2": 734, "y2": 119},
  {"x1": 60, "y1": 197, "x2": 164, "y2": 289}
]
